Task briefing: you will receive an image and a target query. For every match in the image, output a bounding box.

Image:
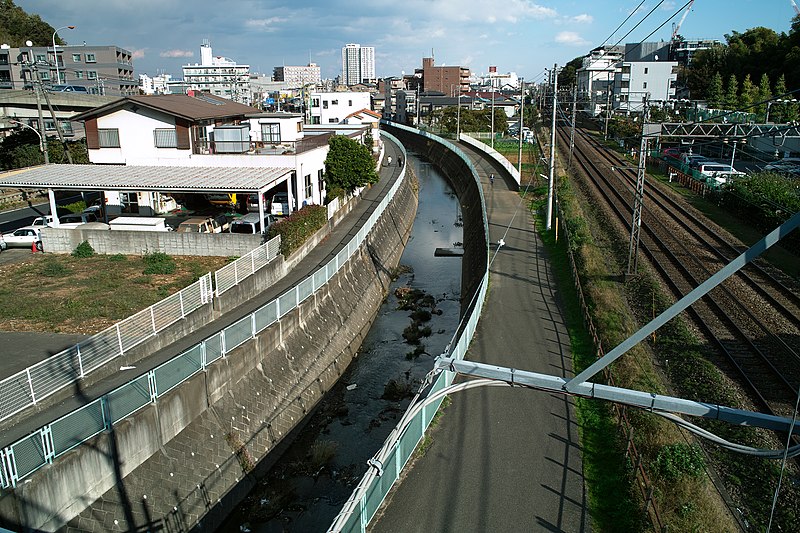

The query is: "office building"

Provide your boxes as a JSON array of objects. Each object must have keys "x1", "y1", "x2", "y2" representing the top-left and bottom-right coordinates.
[
  {"x1": 183, "y1": 40, "x2": 251, "y2": 104},
  {"x1": 273, "y1": 64, "x2": 321, "y2": 87},
  {"x1": 341, "y1": 44, "x2": 375, "y2": 86}
]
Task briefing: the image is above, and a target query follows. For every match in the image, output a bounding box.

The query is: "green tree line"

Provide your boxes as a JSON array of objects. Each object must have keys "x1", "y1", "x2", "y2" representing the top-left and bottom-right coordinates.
[{"x1": 0, "y1": 0, "x2": 64, "y2": 47}]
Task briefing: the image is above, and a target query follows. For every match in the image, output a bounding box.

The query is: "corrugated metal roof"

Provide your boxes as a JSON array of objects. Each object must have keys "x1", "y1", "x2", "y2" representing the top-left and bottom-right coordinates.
[{"x1": 0, "y1": 165, "x2": 293, "y2": 192}]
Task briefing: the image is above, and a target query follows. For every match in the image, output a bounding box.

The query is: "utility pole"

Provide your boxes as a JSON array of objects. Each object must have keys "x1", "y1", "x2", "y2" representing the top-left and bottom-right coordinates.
[
  {"x1": 517, "y1": 77, "x2": 524, "y2": 176},
  {"x1": 569, "y1": 85, "x2": 577, "y2": 168},
  {"x1": 40, "y1": 82, "x2": 74, "y2": 164},
  {"x1": 627, "y1": 97, "x2": 649, "y2": 276},
  {"x1": 604, "y1": 73, "x2": 612, "y2": 140},
  {"x1": 27, "y1": 59, "x2": 49, "y2": 164},
  {"x1": 546, "y1": 63, "x2": 557, "y2": 231},
  {"x1": 490, "y1": 73, "x2": 495, "y2": 149}
]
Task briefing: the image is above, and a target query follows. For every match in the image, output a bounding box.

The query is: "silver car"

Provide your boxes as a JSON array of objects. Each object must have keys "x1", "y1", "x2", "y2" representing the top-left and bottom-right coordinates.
[{"x1": 3, "y1": 226, "x2": 42, "y2": 250}]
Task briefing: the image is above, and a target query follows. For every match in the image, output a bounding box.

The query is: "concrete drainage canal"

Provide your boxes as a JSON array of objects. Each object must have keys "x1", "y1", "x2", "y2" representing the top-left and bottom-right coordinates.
[{"x1": 219, "y1": 152, "x2": 464, "y2": 532}]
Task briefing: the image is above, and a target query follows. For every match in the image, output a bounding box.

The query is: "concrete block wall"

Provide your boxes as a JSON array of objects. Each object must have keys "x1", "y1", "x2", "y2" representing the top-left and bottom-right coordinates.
[
  {"x1": 40, "y1": 227, "x2": 262, "y2": 257},
  {"x1": 0, "y1": 170, "x2": 418, "y2": 532}
]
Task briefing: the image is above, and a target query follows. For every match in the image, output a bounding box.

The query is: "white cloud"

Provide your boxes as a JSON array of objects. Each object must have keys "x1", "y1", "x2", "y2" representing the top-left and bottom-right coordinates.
[
  {"x1": 572, "y1": 14, "x2": 593, "y2": 24},
  {"x1": 555, "y1": 31, "x2": 590, "y2": 46},
  {"x1": 160, "y1": 49, "x2": 194, "y2": 58},
  {"x1": 130, "y1": 48, "x2": 146, "y2": 60},
  {"x1": 245, "y1": 17, "x2": 287, "y2": 29}
]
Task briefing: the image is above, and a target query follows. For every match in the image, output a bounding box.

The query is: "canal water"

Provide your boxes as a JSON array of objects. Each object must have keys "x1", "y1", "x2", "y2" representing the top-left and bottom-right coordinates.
[{"x1": 220, "y1": 152, "x2": 463, "y2": 532}]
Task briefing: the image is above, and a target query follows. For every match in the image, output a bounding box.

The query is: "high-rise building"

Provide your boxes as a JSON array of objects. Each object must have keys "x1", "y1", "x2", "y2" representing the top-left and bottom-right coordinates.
[
  {"x1": 183, "y1": 40, "x2": 251, "y2": 104},
  {"x1": 341, "y1": 44, "x2": 375, "y2": 86}
]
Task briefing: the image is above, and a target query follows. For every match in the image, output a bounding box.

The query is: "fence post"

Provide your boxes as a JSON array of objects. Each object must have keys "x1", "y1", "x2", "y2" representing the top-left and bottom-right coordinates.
[
  {"x1": 76, "y1": 344, "x2": 85, "y2": 378},
  {"x1": 179, "y1": 290, "x2": 185, "y2": 318},
  {"x1": 116, "y1": 323, "x2": 124, "y2": 355},
  {"x1": 251, "y1": 248, "x2": 256, "y2": 274},
  {"x1": 41, "y1": 426, "x2": 55, "y2": 463},
  {"x1": 25, "y1": 369, "x2": 37, "y2": 405},
  {"x1": 150, "y1": 306, "x2": 157, "y2": 335}
]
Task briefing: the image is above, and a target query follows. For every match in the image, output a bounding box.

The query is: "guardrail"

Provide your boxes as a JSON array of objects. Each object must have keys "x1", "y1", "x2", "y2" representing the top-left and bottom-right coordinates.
[
  {"x1": 215, "y1": 235, "x2": 281, "y2": 296},
  {"x1": 328, "y1": 122, "x2": 489, "y2": 532},
  {"x1": 0, "y1": 130, "x2": 408, "y2": 490}
]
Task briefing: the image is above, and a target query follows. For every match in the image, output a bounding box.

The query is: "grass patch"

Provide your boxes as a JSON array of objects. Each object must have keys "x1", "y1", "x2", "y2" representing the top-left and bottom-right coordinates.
[{"x1": 142, "y1": 252, "x2": 176, "y2": 275}]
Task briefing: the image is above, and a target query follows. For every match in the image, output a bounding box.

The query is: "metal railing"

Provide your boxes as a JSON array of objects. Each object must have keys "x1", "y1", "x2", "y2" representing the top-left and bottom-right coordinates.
[
  {"x1": 0, "y1": 130, "x2": 408, "y2": 490},
  {"x1": 329, "y1": 122, "x2": 489, "y2": 532},
  {"x1": 0, "y1": 273, "x2": 213, "y2": 425},
  {"x1": 215, "y1": 235, "x2": 281, "y2": 296}
]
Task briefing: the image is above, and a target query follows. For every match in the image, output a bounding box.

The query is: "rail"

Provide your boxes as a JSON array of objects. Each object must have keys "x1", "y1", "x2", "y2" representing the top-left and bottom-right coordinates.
[{"x1": 0, "y1": 130, "x2": 408, "y2": 490}]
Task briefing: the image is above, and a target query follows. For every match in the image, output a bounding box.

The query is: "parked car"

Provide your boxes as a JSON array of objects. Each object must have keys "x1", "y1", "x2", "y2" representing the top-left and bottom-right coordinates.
[
  {"x1": 764, "y1": 160, "x2": 800, "y2": 176},
  {"x1": 3, "y1": 226, "x2": 42, "y2": 250},
  {"x1": 31, "y1": 215, "x2": 56, "y2": 227},
  {"x1": 58, "y1": 212, "x2": 99, "y2": 229},
  {"x1": 49, "y1": 84, "x2": 89, "y2": 93},
  {"x1": 176, "y1": 214, "x2": 229, "y2": 233},
  {"x1": 229, "y1": 213, "x2": 275, "y2": 234},
  {"x1": 109, "y1": 216, "x2": 172, "y2": 232},
  {"x1": 246, "y1": 193, "x2": 269, "y2": 212},
  {"x1": 270, "y1": 192, "x2": 290, "y2": 217},
  {"x1": 697, "y1": 163, "x2": 745, "y2": 184},
  {"x1": 682, "y1": 154, "x2": 712, "y2": 169},
  {"x1": 661, "y1": 147, "x2": 681, "y2": 159},
  {"x1": 0, "y1": 233, "x2": 6, "y2": 252}
]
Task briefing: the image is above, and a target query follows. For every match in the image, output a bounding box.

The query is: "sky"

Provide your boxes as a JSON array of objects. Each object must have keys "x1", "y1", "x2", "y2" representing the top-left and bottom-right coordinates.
[{"x1": 13, "y1": 0, "x2": 799, "y2": 83}]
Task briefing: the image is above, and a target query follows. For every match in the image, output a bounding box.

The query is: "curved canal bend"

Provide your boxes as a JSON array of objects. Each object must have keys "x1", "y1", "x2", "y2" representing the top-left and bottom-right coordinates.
[{"x1": 220, "y1": 151, "x2": 464, "y2": 532}]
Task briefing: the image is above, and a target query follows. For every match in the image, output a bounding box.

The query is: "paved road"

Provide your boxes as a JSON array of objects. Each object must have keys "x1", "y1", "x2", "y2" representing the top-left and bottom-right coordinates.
[
  {"x1": 370, "y1": 143, "x2": 589, "y2": 532},
  {"x1": 0, "y1": 140, "x2": 408, "y2": 448}
]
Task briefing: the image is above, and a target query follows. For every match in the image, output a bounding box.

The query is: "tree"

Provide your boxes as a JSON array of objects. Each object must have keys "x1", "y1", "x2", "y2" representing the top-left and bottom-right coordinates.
[
  {"x1": 724, "y1": 74, "x2": 739, "y2": 110},
  {"x1": 756, "y1": 73, "x2": 772, "y2": 119},
  {"x1": 0, "y1": 0, "x2": 63, "y2": 47},
  {"x1": 772, "y1": 74, "x2": 798, "y2": 123},
  {"x1": 557, "y1": 56, "x2": 584, "y2": 89},
  {"x1": 706, "y1": 72, "x2": 724, "y2": 108},
  {"x1": 739, "y1": 74, "x2": 755, "y2": 111},
  {"x1": 323, "y1": 135, "x2": 378, "y2": 199}
]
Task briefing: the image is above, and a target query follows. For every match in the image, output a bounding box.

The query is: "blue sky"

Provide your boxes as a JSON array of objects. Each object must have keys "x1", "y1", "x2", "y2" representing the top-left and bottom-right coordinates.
[{"x1": 13, "y1": 1, "x2": 798, "y2": 83}]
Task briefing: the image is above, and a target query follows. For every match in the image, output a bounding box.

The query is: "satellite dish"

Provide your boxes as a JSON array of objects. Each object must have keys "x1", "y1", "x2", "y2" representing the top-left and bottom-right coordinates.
[{"x1": 25, "y1": 40, "x2": 33, "y2": 47}]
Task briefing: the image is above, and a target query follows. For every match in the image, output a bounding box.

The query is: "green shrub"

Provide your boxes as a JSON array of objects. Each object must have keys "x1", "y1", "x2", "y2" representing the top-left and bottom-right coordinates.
[
  {"x1": 142, "y1": 252, "x2": 176, "y2": 275},
  {"x1": 71, "y1": 241, "x2": 95, "y2": 258},
  {"x1": 266, "y1": 205, "x2": 327, "y2": 257},
  {"x1": 108, "y1": 254, "x2": 127, "y2": 262},
  {"x1": 655, "y1": 443, "x2": 706, "y2": 481},
  {"x1": 40, "y1": 258, "x2": 71, "y2": 278},
  {"x1": 62, "y1": 201, "x2": 87, "y2": 214}
]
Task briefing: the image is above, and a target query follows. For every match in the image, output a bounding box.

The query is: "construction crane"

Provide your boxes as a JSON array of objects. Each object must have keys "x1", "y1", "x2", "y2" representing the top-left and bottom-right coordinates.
[
  {"x1": 671, "y1": 0, "x2": 695, "y2": 41},
  {"x1": 792, "y1": 0, "x2": 800, "y2": 15}
]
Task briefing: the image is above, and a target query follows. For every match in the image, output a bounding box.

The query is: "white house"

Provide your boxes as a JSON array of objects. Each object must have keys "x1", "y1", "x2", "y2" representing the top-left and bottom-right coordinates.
[
  {"x1": 309, "y1": 91, "x2": 371, "y2": 124},
  {"x1": 72, "y1": 92, "x2": 365, "y2": 221},
  {"x1": 576, "y1": 46, "x2": 624, "y2": 116},
  {"x1": 612, "y1": 60, "x2": 678, "y2": 113}
]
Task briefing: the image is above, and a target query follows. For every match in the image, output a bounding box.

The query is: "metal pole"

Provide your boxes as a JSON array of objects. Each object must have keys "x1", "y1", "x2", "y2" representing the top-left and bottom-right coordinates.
[
  {"x1": 518, "y1": 77, "x2": 524, "y2": 176},
  {"x1": 31, "y1": 64, "x2": 49, "y2": 165},
  {"x1": 546, "y1": 64, "x2": 557, "y2": 230},
  {"x1": 40, "y1": 85, "x2": 74, "y2": 164},
  {"x1": 457, "y1": 94, "x2": 462, "y2": 140},
  {"x1": 730, "y1": 140, "x2": 737, "y2": 169},
  {"x1": 604, "y1": 73, "x2": 612, "y2": 140},
  {"x1": 491, "y1": 75, "x2": 495, "y2": 149},
  {"x1": 626, "y1": 98, "x2": 649, "y2": 276},
  {"x1": 569, "y1": 85, "x2": 577, "y2": 167}
]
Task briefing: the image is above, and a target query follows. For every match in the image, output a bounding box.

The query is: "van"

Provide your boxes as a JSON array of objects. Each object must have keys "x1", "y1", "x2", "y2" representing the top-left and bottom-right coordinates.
[
  {"x1": 109, "y1": 216, "x2": 171, "y2": 232},
  {"x1": 176, "y1": 214, "x2": 229, "y2": 233},
  {"x1": 270, "y1": 192, "x2": 290, "y2": 217},
  {"x1": 229, "y1": 213, "x2": 275, "y2": 234}
]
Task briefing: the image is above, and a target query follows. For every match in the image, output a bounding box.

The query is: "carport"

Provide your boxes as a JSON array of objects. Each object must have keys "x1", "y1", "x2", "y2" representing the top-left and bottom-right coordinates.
[{"x1": 0, "y1": 164, "x2": 294, "y2": 233}]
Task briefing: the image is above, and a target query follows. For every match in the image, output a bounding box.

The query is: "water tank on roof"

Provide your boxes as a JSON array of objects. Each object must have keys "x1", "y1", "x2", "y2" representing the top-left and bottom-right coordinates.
[{"x1": 212, "y1": 124, "x2": 250, "y2": 153}]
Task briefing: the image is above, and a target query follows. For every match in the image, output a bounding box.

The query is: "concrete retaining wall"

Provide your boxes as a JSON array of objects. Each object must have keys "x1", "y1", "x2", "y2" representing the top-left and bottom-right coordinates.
[
  {"x1": 459, "y1": 133, "x2": 521, "y2": 189},
  {"x1": 0, "y1": 169, "x2": 418, "y2": 532},
  {"x1": 40, "y1": 227, "x2": 263, "y2": 257}
]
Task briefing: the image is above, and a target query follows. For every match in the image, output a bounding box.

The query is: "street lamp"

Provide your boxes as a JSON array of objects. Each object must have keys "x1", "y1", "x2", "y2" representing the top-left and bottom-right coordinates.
[
  {"x1": 52, "y1": 25, "x2": 75, "y2": 85},
  {"x1": 8, "y1": 118, "x2": 44, "y2": 153}
]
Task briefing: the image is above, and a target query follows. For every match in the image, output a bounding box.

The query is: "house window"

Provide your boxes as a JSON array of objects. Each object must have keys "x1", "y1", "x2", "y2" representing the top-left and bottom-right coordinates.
[
  {"x1": 261, "y1": 123, "x2": 280, "y2": 143},
  {"x1": 323, "y1": 100, "x2": 328, "y2": 109},
  {"x1": 643, "y1": 81, "x2": 648, "y2": 89},
  {"x1": 305, "y1": 173, "x2": 312, "y2": 198},
  {"x1": 72, "y1": 53, "x2": 81, "y2": 62},
  {"x1": 75, "y1": 71, "x2": 83, "y2": 79},
  {"x1": 86, "y1": 53, "x2": 96, "y2": 63},
  {"x1": 318, "y1": 169, "x2": 324, "y2": 194},
  {"x1": 348, "y1": 100, "x2": 352, "y2": 106},
  {"x1": 331, "y1": 99, "x2": 338, "y2": 105},
  {"x1": 153, "y1": 128, "x2": 177, "y2": 148},
  {"x1": 98, "y1": 128, "x2": 120, "y2": 148},
  {"x1": 312, "y1": 116, "x2": 320, "y2": 124},
  {"x1": 297, "y1": 122, "x2": 302, "y2": 133},
  {"x1": 44, "y1": 119, "x2": 56, "y2": 131},
  {"x1": 328, "y1": 118, "x2": 337, "y2": 123},
  {"x1": 39, "y1": 71, "x2": 50, "y2": 80},
  {"x1": 644, "y1": 67, "x2": 649, "y2": 74},
  {"x1": 35, "y1": 54, "x2": 47, "y2": 62},
  {"x1": 60, "y1": 121, "x2": 74, "y2": 135},
  {"x1": 87, "y1": 70, "x2": 97, "y2": 80},
  {"x1": 311, "y1": 98, "x2": 319, "y2": 107}
]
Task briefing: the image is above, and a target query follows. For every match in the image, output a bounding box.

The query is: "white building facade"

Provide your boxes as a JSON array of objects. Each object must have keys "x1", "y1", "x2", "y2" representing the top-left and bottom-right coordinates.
[
  {"x1": 341, "y1": 44, "x2": 375, "y2": 86},
  {"x1": 273, "y1": 64, "x2": 321, "y2": 87},
  {"x1": 576, "y1": 46, "x2": 624, "y2": 116},
  {"x1": 612, "y1": 60, "x2": 678, "y2": 113},
  {"x1": 308, "y1": 91, "x2": 371, "y2": 124},
  {"x1": 183, "y1": 40, "x2": 251, "y2": 104}
]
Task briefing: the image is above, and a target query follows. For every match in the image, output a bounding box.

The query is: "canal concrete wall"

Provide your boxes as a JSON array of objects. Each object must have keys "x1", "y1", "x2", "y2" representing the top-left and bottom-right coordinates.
[{"x1": 0, "y1": 171, "x2": 418, "y2": 532}]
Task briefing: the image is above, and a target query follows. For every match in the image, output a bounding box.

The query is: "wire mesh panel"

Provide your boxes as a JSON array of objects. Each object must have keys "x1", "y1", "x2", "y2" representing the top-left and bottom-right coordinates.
[
  {"x1": 11, "y1": 432, "x2": 46, "y2": 479},
  {"x1": 336, "y1": 248, "x2": 349, "y2": 271},
  {"x1": 348, "y1": 238, "x2": 357, "y2": 258},
  {"x1": 278, "y1": 289, "x2": 297, "y2": 318},
  {"x1": 254, "y1": 300, "x2": 278, "y2": 333},
  {"x1": 51, "y1": 401, "x2": 105, "y2": 457},
  {"x1": 28, "y1": 346, "x2": 81, "y2": 401},
  {"x1": 223, "y1": 316, "x2": 253, "y2": 353},
  {"x1": 78, "y1": 329, "x2": 122, "y2": 374},
  {"x1": 0, "y1": 371, "x2": 34, "y2": 422},
  {"x1": 153, "y1": 345, "x2": 203, "y2": 397},
  {"x1": 106, "y1": 374, "x2": 151, "y2": 424},
  {"x1": 204, "y1": 332, "x2": 224, "y2": 364},
  {"x1": 117, "y1": 307, "x2": 155, "y2": 352},
  {"x1": 326, "y1": 257, "x2": 338, "y2": 280},
  {"x1": 267, "y1": 234, "x2": 281, "y2": 259},
  {"x1": 298, "y1": 277, "x2": 314, "y2": 303},
  {"x1": 152, "y1": 291, "x2": 183, "y2": 331}
]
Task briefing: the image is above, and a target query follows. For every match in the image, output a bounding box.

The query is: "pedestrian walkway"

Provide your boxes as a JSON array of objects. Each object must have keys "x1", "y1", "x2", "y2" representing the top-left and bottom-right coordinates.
[
  {"x1": 371, "y1": 142, "x2": 588, "y2": 532},
  {"x1": 0, "y1": 139, "x2": 408, "y2": 448}
]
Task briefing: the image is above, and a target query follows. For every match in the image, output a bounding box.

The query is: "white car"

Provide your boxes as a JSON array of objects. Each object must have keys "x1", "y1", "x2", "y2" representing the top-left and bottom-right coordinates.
[
  {"x1": 31, "y1": 215, "x2": 56, "y2": 227},
  {"x1": 0, "y1": 234, "x2": 6, "y2": 252},
  {"x1": 697, "y1": 163, "x2": 745, "y2": 185},
  {"x1": 3, "y1": 226, "x2": 42, "y2": 250},
  {"x1": 270, "y1": 192, "x2": 290, "y2": 217}
]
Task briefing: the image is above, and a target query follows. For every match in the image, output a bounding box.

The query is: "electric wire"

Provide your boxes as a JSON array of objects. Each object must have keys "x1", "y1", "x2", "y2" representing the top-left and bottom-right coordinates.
[{"x1": 596, "y1": 0, "x2": 648, "y2": 50}]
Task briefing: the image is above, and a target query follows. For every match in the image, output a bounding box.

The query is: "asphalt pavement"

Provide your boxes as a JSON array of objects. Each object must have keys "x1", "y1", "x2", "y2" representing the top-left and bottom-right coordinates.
[{"x1": 370, "y1": 143, "x2": 589, "y2": 532}]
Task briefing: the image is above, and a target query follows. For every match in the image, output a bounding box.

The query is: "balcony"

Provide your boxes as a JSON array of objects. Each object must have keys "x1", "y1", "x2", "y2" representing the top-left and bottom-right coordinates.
[{"x1": 193, "y1": 132, "x2": 332, "y2": 156}]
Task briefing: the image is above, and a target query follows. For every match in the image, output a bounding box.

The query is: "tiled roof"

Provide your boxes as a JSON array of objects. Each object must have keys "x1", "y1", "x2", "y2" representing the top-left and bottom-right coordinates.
[{"x1": 72, "y1": 93, "x2": 262, "y2": 122}]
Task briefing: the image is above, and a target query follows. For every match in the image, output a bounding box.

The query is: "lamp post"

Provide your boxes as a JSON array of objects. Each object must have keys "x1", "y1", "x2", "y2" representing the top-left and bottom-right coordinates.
[
  {"x1": 52, "y1": 25, "x2": 75, "y2": 84},
  {"x1": 8, "y1": 118, "x2": 44, "y2": 153}
]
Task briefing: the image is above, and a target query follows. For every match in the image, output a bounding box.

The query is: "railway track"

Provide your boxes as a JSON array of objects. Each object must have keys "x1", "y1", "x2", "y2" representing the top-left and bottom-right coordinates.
[{"x1": 557, "y1": 123, "x2": 800, "y2": 419}]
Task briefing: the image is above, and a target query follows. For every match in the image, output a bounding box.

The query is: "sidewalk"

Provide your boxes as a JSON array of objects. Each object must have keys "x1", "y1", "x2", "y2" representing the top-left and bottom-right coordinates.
[
  {"x1": 1, "y1": 139, "x2": 408, "y2": 448},
  {"x1": 370, "y1": 142, "x2": 588, "y2": 532}
]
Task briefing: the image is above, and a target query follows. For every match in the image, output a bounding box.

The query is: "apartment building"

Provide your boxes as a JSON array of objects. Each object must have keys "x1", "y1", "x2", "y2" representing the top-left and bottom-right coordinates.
[
  {"x1": 576, "y1": 45, "x2": 624, "y2": 116},
  {"x1": 183, "y1": 41, "x2": 251, "y2": 105},
  {"x1": 0, "y1": 43, "x2": 136, "y2": 96},
  {"x1": 308, "y1": 91, "x2": 371, "y2": 124},
  {"x1": 341, "y1": 44, "x2": 375, "y2": 86},
  {"x1": 416, "y1": 57, "x2": 470, "y2": 95},
  {"x1": 273, "y1": 64, "x2": 321, "y2": 87}
]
